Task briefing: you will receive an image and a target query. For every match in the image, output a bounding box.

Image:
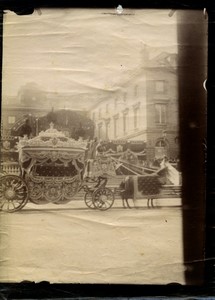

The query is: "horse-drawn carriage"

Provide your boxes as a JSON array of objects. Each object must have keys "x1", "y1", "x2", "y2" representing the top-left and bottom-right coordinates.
[
  {"x1": 0, "y1": 124, "x2": 181, "y2": 213},
  {"x1": 0, "y1": 124, "x2": 115, "y2": 212}
]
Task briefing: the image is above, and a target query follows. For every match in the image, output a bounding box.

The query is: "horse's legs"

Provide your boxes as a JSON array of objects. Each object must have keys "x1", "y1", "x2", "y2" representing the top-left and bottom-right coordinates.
[
  {"x1": 126, "y1": 199, "x2": 132, "y2": 208},
  {"x1": 122, "y1": 196, "x2": 127, "y2": 208},
  {"x1": 122, "y1": 197, "x2": 132, "y2": 208},
  {"x1": 123, "y1": 199, "x2": 127, "y2": 208},
  {"x1": 147, "y1": 198, "x2": 154, "y2": 208},
  {"x1": 151, "y1": 198, "x2": 154, "y2": 208},
  {"x1": 147, "y1": 198, "x2": 155, "y2": 208}
]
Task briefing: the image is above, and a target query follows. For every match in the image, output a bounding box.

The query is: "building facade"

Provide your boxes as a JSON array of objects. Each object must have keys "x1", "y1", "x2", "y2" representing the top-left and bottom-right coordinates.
[
  {"x1": 1, "y1": 49, "x2": 180, "y2": 164},
  {"x1": 1, "y1": 102, "x2": 50, "y2": 138},
  {"x1": 89, "y1": 50, "x2": 179, "y2": 161}
]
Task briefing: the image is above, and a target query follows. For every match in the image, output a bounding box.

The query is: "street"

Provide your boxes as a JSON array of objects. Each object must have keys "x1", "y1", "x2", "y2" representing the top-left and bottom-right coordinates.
[{"x1": 0, "y1": 197, "x2": 185, "y2": 285}]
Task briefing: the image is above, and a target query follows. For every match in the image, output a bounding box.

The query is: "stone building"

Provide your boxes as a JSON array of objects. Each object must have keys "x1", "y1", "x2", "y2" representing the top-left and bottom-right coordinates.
[
  {"x1": 89, "y1": 49, "x2": 179, "y2": 161},
  {"x1": 1, "y1": 97, "x2": 49, "y2": 138}
]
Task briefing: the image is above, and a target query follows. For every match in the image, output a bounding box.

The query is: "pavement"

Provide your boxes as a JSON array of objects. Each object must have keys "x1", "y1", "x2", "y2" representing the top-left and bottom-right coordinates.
[{"x1": 0, "y1": 197, "x2": 185, "y2": 285}]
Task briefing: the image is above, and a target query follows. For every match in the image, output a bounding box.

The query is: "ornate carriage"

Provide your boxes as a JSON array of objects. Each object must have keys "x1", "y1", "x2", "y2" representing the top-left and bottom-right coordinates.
[{"x1": 0, "y1": 124, "x2": 115, "y2": 212}]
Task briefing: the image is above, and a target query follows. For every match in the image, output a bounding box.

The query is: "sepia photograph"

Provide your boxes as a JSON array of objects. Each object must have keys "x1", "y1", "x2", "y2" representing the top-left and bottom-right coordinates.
[{"x1": 0, "y1": 8, "x2": 207, "y2": 285}]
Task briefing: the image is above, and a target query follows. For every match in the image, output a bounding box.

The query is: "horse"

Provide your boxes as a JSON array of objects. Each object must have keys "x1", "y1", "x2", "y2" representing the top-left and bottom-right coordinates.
[{"x1": 119, "y1": 174, "x2": 163, "y2": 208}]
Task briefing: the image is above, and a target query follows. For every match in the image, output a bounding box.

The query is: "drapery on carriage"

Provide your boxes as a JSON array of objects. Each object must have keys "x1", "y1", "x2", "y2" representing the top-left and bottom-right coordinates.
[{"x1": 0, "y1": 124, "x2": 115, "y2": 212}]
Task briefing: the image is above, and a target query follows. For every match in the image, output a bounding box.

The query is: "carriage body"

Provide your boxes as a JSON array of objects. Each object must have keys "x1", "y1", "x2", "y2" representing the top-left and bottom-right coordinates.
[
  {"x1": 0, "y1": 125, "x2": 115, "y2": 212},
  {"x1": 20, "y1": 124, "x2": 86, "y2": 203}
]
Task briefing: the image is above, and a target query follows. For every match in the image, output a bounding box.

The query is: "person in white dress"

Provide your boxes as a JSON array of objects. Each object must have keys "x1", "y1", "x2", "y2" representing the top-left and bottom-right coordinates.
[{"x1": 160, "y1": 156, "x2": 180, "y2": 186}]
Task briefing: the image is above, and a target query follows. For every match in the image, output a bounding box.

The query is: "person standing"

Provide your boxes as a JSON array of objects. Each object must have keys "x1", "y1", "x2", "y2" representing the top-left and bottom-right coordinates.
[{"x1": 19, "y1": 119, "x2": 32, "y2": 138}]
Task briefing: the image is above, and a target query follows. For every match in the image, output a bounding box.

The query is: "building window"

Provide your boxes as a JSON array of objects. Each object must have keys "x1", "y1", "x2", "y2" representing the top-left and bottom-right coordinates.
[
  {"x1": 8, "y1": 116, "x2": 16, "y2": 124},
  {"x1": 123, "y1": 114, "x2": 126, "y2": 134},
  {"x1": 156, "y1": 139, "x2": 166, "y2": 147},
  {"x1": 105, "y1": 120, "x2": 110, "y2": 140},
  {"x1": 134, "y1": 108, "x2": 138, "y2": 129},
  {"x1": 155, "y1": 104, "x2": 167, "y2": 124},
  {"x1": 123, "y1": 110, "x2": 129, "y2": 134},
  {"x1": 155, "y1": 139, "x2": 168, "y2": 159},
  {"x1": 106, "y1": 103, "x2": 109, "y2": 114},
  {"x1": 99, "y1": 108, "x2": 102, "y2": 119},
  {"x1": 114, "y1": 115, "x2": 119, "y2": 138},
  {"x1": 114, "y1": 98, "x2": 118, "y2": 109},
  {"x1": 155, "y1": 80, "x2": 165, "y2": 93},
  {"x1": 98, "y1": 123, "x2": 102, "y2": 139},
  {"x1": 133, "y1": 103, "x2": 140, "y2": 129}
]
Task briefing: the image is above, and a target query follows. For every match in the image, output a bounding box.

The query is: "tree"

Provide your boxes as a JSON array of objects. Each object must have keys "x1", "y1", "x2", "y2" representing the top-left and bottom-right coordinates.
[{"x1": 38, "y1": 109, "x2": 94, "y2": 139}]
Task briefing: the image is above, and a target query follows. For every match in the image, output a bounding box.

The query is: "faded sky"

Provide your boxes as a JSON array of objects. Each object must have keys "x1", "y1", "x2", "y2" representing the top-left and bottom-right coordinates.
[{"x1": 2, "y1": 8, "x2": 178, "y2": 108}]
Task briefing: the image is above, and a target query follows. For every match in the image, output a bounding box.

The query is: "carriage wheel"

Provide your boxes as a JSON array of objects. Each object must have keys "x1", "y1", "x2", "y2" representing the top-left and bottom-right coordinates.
[
  {"x1": 84, "y1": 191, "x2": 96, "y2": 209},
  {"x1": 92, "y1": 187, "x2": 114, "y2": 211},
  {"x1": 0, "y1": 175, "x2": 28, "y2": 212}
]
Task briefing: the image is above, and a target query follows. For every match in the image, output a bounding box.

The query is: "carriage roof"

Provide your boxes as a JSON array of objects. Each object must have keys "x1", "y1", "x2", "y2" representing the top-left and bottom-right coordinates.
[{"x1": 17, "y1": 123, "x2": 88, "y2": 164}]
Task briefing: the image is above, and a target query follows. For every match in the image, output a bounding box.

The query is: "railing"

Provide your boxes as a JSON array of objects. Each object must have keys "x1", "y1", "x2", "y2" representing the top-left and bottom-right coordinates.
[{"x1": 1, "y1": 162, "x2": 21, "y2": 176}]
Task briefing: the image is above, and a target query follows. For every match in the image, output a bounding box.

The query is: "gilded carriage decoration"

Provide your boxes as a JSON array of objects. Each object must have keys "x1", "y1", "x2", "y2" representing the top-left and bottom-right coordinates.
[{"x1": 0, "y1": 124, "x2": 116, "y2": 212}]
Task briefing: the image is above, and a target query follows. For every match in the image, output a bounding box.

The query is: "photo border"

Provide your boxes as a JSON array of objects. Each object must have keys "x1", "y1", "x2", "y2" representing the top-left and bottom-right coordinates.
[{"x1": 0, "y1": 0, "x2": 214, "y2": 297}]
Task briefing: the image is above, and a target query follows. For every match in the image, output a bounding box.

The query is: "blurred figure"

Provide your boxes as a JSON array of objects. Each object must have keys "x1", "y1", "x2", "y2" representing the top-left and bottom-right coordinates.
[
  {"x1": 19, "y1": 119, "x2": 32, "y2": 138},
  {"x1": 160, "y1": 156, "x2": 180, "y2": 185},
  {"x1": 88, "y1": 137, "x2": 98, "y2": 159},
  {"x1": 96, "y1": 140, "x2": 106, "y2": 156}
]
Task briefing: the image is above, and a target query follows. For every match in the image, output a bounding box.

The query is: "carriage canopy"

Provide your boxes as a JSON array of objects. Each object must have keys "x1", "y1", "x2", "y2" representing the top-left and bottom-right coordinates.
[{"x1": 17, "y1": 123, "x2": 88, "y2": 175}]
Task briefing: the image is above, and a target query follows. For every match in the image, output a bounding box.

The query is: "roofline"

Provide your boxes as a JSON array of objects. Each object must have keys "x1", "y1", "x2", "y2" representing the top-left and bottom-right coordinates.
[{"x1": 1, "y1": 105, "x2": 86, "y2": 112}]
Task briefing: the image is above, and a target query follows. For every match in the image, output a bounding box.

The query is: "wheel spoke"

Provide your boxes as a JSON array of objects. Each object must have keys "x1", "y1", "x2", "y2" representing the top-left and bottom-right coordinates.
[
  {"x1": 101, "y1": 201, "x2": 107, "y2": 209},
  {"x1": 10, "y1": 201, "x2": 16, "y2": 209},
  {"x1": 84, "y1": 192, "x2": 95, "y2": 209},
  {"x1": 86, "y1": 199, "x2": 93, "y2": 204},
  {"x1": 0, "y1": 199, "x2": 7, "y2": 208},
  {"x1": 2, "y1": 183, "x2": 7, "y2": 190},
  {"x1": 2, "y1": 199, "x2": 7, "y2": 209},
  {"x1": 93, "y1": 187, "x2": 114, "y2": 210},
  {"x1": 0, "y1": 175, "x2": 28, "y2": 212}
]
